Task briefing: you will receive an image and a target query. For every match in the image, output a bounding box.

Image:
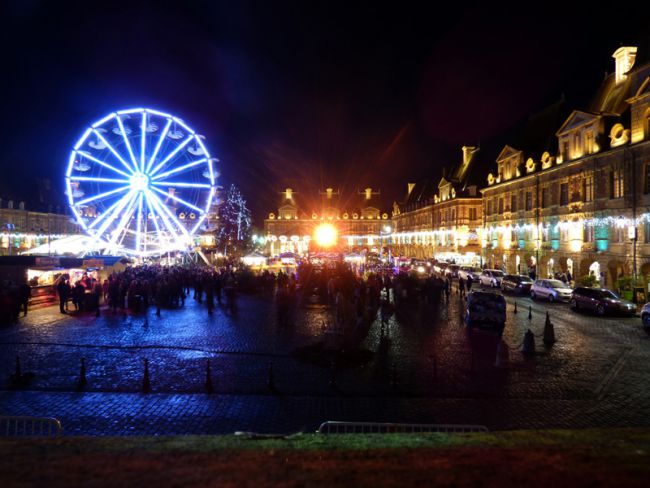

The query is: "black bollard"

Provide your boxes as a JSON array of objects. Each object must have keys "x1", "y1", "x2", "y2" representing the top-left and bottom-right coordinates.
[
  {"x1": 205, "y1": 359, "x2": 214, "y2": 394},
  {"x1": 522, "y1": 329, "x2": 535, "y2": 356},
  {"x1": 513, "y1": 301, "x2": 518, "y2": 314},
  {"x1": 142, "y1": 359, "x2": 151, "y2": 393},
  {"x1": 543, "y1": 312, "x2": 556, "y2": 347},
  {"x1": 528, "y1": 305, "x2": 532, "y2": 320},
  {"x1": 267, "y1": 363, "x2": 275, "y2": 391},
  {"x1": 77, "y1": 358, "x2": 87, "y2": 390}
]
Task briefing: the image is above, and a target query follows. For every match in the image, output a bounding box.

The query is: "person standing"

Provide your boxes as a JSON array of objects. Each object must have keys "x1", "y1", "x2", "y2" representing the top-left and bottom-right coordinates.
[
  {"x1": 57, "y1": 278, "x2": 70, "y2": 314},
  {"x1": 19, "y1": 282, "x2": 30, "y2": 316},
  {"x1": 93, "y1": 280, "x2": 102, "y2": 317}
]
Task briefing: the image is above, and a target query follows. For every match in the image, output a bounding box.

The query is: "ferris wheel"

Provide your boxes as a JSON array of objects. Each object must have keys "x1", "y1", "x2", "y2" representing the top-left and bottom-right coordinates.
[{"x1": 66, "y1": 108, "x2": 218, "y2": 256}]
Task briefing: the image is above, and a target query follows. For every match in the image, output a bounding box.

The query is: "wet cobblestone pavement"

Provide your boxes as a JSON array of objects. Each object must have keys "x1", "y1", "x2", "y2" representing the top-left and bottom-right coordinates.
[{"x1": 1, "y1": 285, "x2": 649, "y2": 434}]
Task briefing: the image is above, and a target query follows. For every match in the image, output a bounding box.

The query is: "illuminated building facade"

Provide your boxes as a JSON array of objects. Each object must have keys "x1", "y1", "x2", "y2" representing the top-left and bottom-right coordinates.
[
  {"x1": 263, "y1": 187, "x2": 390, "y2": 255},
  {"x1": 0, "y1": 198, "x2": 81, "y2": 255},
  {"x1": 391, "y1": 147, "x2": 483, "y2": 264},
  {"x1": 481, "y1": 46, "x2": 650, "y2": 286}
]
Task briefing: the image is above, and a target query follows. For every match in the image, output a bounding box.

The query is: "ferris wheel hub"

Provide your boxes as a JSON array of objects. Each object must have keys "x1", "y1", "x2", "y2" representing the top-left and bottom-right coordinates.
[{"x1": 129, "y1": 172, "x2": 149, "y2": 191}]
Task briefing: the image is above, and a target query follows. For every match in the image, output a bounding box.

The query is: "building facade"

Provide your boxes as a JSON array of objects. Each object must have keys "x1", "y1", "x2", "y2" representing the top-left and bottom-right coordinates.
[
  {"x1": 263, "y1": 187, "x2": 391, "y2": 255},
  {"x1": 481, "y1": 46, "x2": 650, "y2": 286},
  {"x1": 391, "y1": 147, "x2": 484, "y2": 265},
  {"x1": 0, "y1": 198, "x2": 81, "y2": 256}
]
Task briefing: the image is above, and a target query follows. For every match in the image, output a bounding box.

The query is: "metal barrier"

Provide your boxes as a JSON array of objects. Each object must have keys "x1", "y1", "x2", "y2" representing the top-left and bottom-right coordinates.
[
  {"x1": 317, "y1": 421, "x2": 488, "y2": 434},
  {"x1": 0, "y1": 416, "x2": 63, "y2": 437}
]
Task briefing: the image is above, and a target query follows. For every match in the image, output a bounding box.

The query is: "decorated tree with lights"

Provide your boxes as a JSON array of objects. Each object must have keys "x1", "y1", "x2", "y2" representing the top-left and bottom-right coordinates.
[{"x1": 216, "y1": 184, "x2": 252, "y2": 256}]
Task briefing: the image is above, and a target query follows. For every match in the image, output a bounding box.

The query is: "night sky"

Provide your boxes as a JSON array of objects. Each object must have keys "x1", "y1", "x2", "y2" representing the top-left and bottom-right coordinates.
[{"x1": 1, "y1": 1, "x2": 648, "y2": 223}]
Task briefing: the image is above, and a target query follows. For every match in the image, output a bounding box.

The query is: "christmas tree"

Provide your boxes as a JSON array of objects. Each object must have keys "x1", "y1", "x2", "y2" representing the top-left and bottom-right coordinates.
[{"x1": 216, "y1": 184, "x2": 252, "y2": 256}]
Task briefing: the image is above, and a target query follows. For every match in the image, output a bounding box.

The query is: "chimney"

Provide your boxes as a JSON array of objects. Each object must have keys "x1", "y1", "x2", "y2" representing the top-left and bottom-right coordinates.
[
  {"x1": 462, "y1": 146, "x2": 478, "y2": 165},
  {"x1": 407, "y1": 183, "x2": 415, "y2": 195},
  {"x1": 613, "y1": 46, "x2": 637, "y2": 84}
]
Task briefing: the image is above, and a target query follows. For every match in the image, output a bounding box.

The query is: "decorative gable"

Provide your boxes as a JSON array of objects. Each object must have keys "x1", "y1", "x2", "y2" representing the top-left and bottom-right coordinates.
[
  {"x1": 495, "y1": 145, "x2": 523, "y2": 181},
  {"x1": 556, "y1": 111, "x2": 602, "y2": 162}
]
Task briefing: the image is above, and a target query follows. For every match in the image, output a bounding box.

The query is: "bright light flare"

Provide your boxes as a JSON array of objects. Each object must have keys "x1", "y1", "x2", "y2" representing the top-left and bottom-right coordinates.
[{"x1": 314, "y1": 223, "x2": 338, "y2": 248}]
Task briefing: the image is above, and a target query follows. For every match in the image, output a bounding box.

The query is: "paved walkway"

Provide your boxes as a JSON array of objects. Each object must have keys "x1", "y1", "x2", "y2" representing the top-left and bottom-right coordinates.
[{"x1": 1, "y1": 287, "x2": 649, "y2": 434}]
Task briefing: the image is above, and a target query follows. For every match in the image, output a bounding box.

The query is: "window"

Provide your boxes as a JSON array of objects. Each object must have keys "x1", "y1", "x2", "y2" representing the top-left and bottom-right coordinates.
[
  {"x1": 585, "y1": 132, "x2": 594, "y2": 154},
  {"x1": 560, "y1": 183, "x2": 569, "y2": 206},
  {"x1": 583, "y1": 176, "x2": 594, "y2": 202},
  {"x1": 645, "y1": 221, "x2": 650, "y2": 243},
  {"x1": 469, "y1": 207, "x2": 477, "y2": 220},
  {"x1": 612, "y1": 226, "x2": 624, "y2": 243},
  {"x1": 541, "y1": 187, "x2": 550, "y2": 208},
  {"x1": 510, "y1": 194, "x2": 517, "y2": 212},
  {"x1": 645, "y1": 165, "x2": 650, "y2": 194},
  {"x1": 560, "y1": 227, "x2": 568, "y2": 242},
  {"x1": 498, "y1": 198, "x2": 504, "y2": 214},
  {"x1": 611, "y1": 168, "x2": 624, "y2": 198},
  {"x1": 525, "y1": 191, "x2": 533, "y2": 211},
  {"x1": 573, "y1": 133, "x2": 581, "y2": 157},
  {"x1": 451, "y1": 209, "x2": 456, "y2": 221},
  {"x1": 486, "y1": 201, "x2": 492, "y2": 216},
  {"x1": 562, "y1": 140, "x2": 570, "y2": 160},
  {"x1": 584, "y1": 225, "x2": 594, "y2": 243}
]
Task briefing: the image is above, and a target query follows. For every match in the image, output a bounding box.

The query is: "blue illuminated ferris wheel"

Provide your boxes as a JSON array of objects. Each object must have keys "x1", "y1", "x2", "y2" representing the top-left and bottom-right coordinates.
[{"x1": 66, "y1": 108, "x2": 218, "y2": 256}]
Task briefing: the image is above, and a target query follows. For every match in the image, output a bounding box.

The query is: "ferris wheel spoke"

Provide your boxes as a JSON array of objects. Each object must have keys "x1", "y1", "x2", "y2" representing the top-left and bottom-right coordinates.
[
  {"x1": 74, "y1": 185, "x2": 130, "y2": 207},
  {"x1": 87, "y1": 195, "x2": 128, "y2": 230},
  {"x1": 140, "y1": 111, "x2": 147, "y2": 173},
  {"x1": 76, "y1": 151, "x2": 132, "y2": 178},
  {"x1": 143, "y1": 192, "x2": 165, "y2": 248},
  {"x1": 107, "y1": 192, "x2": 139, "y2": 248},
  {"x1": 134, "y1": 193, "x2": 144, "y2": 253},
  {"x1": 145, "y1": 118, "x2": 171, "y2": 174},
  {"x1": 149, "y1": 186, "x2": 204, "y2": 213},
  {"x1": 93, "y1": 191, "x2": 136, "y2": 239},
  {"x1": 149, "y1": 134, "x2": 194, "y2": 177},
  {"x1": 146, "y1": 192, "x2": 184, "y2": 249},
  {"x1": 152, "y1": 181, "x2": 211, "y2": 189},
  {"x1": 148, "y1": 190, "x2": 190, "y2": 237},
  {"x1": 70, "y1": 176, "x2": 130, "y2": 184},
  {"x1": 116, "y1": 116, "x2": 139, "y2": 173},
  {"x1": 92, "y1": 129, "x2": 134, "y2": 174},
  {"x1": 151, "y1": 158, "x2": 207, "y2": 181}
]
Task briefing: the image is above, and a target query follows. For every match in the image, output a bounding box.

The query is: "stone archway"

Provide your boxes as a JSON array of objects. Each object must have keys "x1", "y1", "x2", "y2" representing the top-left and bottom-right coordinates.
[{"x1": 607, "y1": 259, "x2": 627, "y2": 288}]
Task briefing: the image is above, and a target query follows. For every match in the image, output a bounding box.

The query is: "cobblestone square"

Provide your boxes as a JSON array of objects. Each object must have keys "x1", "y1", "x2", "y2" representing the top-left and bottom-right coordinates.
[{"x1": 1, "y1": 285, "x2": 649, "y2": 435}]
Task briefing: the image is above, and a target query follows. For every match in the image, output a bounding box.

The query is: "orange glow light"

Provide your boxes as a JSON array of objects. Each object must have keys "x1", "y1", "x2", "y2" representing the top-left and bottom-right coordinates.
[{"x1": 314, "y1": 223, "x2": 338, "y2": 248}]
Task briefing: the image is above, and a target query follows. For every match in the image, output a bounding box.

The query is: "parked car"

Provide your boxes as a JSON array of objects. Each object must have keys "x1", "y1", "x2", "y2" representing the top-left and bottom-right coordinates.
[
  {"x1": 458, "y1": 266, "x2": 482, "y2": 282},
  {"x1": 641, "y1": 302, "x2": 650, "y2": 331},
  {"x1": 479, "y1": 269, "x2": 504, "y2": 288},
  {"x1": 501, "y1": 274, "x2": 534, "y2": 294},
  {"x1": 570, "y1": 287, "x2": 636, "y2": 316},
  {"x1": 530, "y1": 279, "x2": 572, "y2": 302},
  {"x1": 444, "y1": 264, "x2": 460, "y2": 279},
  {"x1": 465, "y1": 291, "x2": 506, "y2": 328}
]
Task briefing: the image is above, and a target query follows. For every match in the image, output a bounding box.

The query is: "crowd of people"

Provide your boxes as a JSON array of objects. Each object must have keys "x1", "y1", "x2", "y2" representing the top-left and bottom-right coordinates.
[{"x1": 1, "y1": 258, "x2": 455, "y2": 328}]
